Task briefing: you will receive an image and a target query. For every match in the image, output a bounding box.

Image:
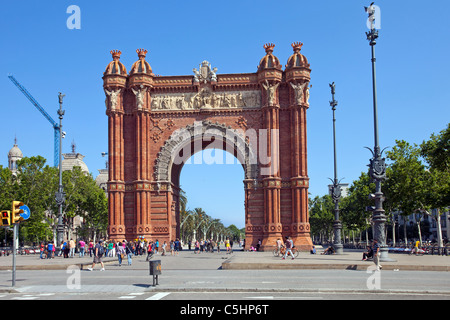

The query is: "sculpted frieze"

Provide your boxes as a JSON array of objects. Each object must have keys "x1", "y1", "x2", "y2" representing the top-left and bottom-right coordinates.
[{"x1": 151, "y1": 88, "x2": 261, "y2": 111}]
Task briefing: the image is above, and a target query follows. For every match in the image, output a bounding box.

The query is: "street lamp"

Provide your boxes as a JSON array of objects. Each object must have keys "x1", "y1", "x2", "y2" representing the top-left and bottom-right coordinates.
[
  {"x1": 55, "y1": 92, "x2": 66, "y2": 252},
  {"x1": 364, "y1": 3, "x2": 395, "y2": 262},
  {"x1": 329, "y1": 82, "x2": 343, "y2": 255}
]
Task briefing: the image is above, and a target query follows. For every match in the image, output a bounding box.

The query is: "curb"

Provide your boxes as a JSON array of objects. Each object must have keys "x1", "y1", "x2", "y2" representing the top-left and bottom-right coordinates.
[
  {"x1": 144, "y1": 287, "x2": 450, "y2": 296},
  {"x1": 221, "y1": 262, "x2": 450, "y2": 272}
]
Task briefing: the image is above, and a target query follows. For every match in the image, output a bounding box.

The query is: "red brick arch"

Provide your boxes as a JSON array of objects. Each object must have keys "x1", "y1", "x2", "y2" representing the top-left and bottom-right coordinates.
[{"x1": 104, "y1": 44, "x2": 313, "y2": 250}]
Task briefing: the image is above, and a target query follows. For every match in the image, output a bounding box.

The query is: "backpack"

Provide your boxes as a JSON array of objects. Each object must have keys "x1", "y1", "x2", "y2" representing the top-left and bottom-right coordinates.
[{"x1": 97, "y1": 244, "x2": 104, "y2": 256}]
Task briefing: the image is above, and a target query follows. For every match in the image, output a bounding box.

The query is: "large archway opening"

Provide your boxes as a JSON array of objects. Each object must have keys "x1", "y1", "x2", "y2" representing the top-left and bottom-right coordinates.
[{"x1": 180, "y1": 149, "x2": 245, "y2": 230}]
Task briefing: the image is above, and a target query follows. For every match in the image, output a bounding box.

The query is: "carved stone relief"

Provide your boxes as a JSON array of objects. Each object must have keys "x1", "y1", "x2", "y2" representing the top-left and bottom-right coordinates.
[
  {"x1": 151, "y1": 89, "x2": 261, "y2": 111},
  {"x1": 104, "y1": 88, "x2": 121, "y2": 110}
]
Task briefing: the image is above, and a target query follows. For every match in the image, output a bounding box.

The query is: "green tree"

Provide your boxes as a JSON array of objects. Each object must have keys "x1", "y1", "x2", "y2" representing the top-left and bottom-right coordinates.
[
  {"x1": 419, "y1": 123, "x2": 450, "y2": 246},
  {"x1": 309, "y1": 195, "x2": 334, "y2": 243},
  {"x1": 385, "y1": 140, "x2": 427, "y2": 244},
  {"x1": 340, "y1": 171, "x2": 374, "y2": 244},
  {"x1": 14, "y1": 156, "x2": 57, "y2": 243}
]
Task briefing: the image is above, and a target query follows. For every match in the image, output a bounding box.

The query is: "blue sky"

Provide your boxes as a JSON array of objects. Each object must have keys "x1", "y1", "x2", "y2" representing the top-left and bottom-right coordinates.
[{"x1": 1, "y1": 1, "x2": 449, "y2": 229}]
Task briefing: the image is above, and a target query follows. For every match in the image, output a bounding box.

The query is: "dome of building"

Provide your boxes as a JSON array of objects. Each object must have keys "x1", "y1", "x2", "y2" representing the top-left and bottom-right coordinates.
[
  {"x1": 8, "y1": 144, "x2": 23, "y2": 158},
  {"x1": 285, "y1": 42, "x2": 310, "y2": 69},
  {"x1": 61, "y1": 142, "x2": 89, "y2": 174},
  {"x1": 8, "y1": 138, "x2": 23, "y2": 174},
  {"x1": 130, "y1": 49, "x2": 153, "y2": 75},
  {"x1": 258, "y1": 43, "x2": 282, "y2": 71},
  {"x1": 104, "y1": 50, "x2": 127, "y2": 76}
]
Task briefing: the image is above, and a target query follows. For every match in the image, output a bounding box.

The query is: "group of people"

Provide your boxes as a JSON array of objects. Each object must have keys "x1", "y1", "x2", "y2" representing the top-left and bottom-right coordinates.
[
  {"x1": 40, "y1": 239, "x2": 93, "y2": 259},
  {"x1": 88, "y1": 239, "x2": 138, "y2": 271},
  {"x1": 192, "y1": 238, "x2": 233, "y2": 254}
]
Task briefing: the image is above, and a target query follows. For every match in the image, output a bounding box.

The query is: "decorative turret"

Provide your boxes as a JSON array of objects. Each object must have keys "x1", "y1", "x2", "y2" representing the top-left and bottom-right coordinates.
[
  {"x1": 104, "y1": 50, "x2": 127, "y2": 76},
  {"x1": 285, "y1": 42, "x2": 311, "y2": 85},
  {"x1": 257, "y1": 43, "x2": 282, "y2": 71},
  {"x1": 103, "y1": 50, "x2": 127, "y2": 113},
  {"x1": 128, "y1": 48, "x2": 154, "y2": 110},
  {"x1": 286, "y1": 42, "x2": 310, "y2": 69},
  {"x1": 257, "y1": 43, "x2": 283, "y2": 106},
  {"x1": 130, "y1": 49, "x2": 153, "y2": 75}
]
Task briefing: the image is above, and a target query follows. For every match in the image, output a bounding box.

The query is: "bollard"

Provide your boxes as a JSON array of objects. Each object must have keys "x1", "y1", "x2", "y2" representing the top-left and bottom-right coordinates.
[{"x1": 149, "y1": 260, "x2": 161, "y2": 286}]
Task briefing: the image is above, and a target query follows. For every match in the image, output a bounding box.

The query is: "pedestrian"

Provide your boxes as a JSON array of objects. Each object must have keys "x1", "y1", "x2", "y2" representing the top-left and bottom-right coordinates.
[
  {"x1": 170, "y1": 240, "x2": 175, "y2": 256},
  {"x1": 116, "y1": 241, "x2": 125, "y2": 266},
  {"x1": 194, "y1": 240, "x2": 200, "y2": 254},
  {"x1": 161, "y1": 241, "x2": 167, "y2": 256},
  {"x1": 282, "y1": 236, "x2": 295, "y2": 260},
  {"x1": 79, "y1": 239, "x2": 86, "y2": 257},
  {"x1": 58, "y1": 241, "x2": 64, "y2": 257},
  {"x1": 225, "y1": 238, "x2": 231, "y2": 254},
  {"x1": 155, "y1": 239, "x2": 159, "y2": 254},
  {"x1": 125, "y1": 242, "x2": 133, "y2": 266},
  {"x1": 276, "y1": 238, "x2": 282, "y2": 256},
  {"x1": 88, "y1": 240, "x2": 94, "y2": 257},
  {"x1": 107, "y1": 241, "x2": 114, "y2": 257},
  {"x1": 174, "y1": 238, "x2": 180, "y2": 255},
  {"x1": 88, "y1": 239, "x2": 105, "y2": 271},
  {"x1": 69, "y1": 239, "x2": 75, "y2": 257},
  {"x1": 40, "y1": 242, "x2": 45, "y2": 259},
  {"x1": 47, "y1": 241, "x2": 54, "y2": 259},
  {"x1": 372, "y1": 239, "x2": 382, "y2": 271},
  {"x1": 64, "y1": 241, "x2": 69, "y2": 258}
]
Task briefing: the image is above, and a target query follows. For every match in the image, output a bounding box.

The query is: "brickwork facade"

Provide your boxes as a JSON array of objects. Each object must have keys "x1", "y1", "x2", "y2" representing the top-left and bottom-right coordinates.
[{"x1": 103, "y1": 44, "x2": 313, "y2": 250}]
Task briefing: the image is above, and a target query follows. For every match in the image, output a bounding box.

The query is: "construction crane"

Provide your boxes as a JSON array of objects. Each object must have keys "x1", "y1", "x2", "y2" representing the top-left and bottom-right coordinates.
[{"x1": 8, "y1": 74, "x2": 61, "y2": 167}]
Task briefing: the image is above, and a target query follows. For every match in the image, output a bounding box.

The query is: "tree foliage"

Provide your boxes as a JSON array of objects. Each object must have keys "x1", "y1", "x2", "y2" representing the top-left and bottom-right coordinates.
[{"x1": 0, "y1": 156, "x2": 107, "y2": 244}]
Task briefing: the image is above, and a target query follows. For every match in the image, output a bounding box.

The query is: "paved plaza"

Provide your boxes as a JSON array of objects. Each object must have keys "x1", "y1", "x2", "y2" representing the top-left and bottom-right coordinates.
[{"x1": 0, "y1": 247, "x2": 449, "y2": 298}]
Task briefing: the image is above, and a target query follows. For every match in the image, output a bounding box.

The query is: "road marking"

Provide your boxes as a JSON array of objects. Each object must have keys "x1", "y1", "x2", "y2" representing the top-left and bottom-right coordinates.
[
  {"x1": 145, "y1": 292, "x2": 170, "y2": 300},
  {"x1": 245, "y1": 296, "x2": 322, "y2": 300},
  {"x1": 119, "y1": 292, "x2": 145, "y2": 299},
  {"x1": 12, "y1": 296, "x2": 39, "y2": 300}
]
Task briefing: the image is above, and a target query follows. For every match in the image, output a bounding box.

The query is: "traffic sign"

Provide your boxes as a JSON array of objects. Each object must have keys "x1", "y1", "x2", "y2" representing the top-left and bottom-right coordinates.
[{"x1": 20, "y1": 205, "x2": 30, "y2": 220}]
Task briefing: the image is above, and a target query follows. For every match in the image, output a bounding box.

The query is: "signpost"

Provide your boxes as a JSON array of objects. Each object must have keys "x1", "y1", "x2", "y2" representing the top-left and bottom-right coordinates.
[{"x1": 10, "y1": 202, "x2": 29, "y2": 287}]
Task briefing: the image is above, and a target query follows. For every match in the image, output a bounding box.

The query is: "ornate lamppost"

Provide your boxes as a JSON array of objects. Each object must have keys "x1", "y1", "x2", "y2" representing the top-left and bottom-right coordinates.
[
  {"x1": 364, "y1": 3, "x2": 394, "y2": 262},
  {"x1": 329, "y1": 82, "x2": 343, "y2": 255},
  {"x1": 55, "y1": 92, "x2": 66, "y2": 252}
]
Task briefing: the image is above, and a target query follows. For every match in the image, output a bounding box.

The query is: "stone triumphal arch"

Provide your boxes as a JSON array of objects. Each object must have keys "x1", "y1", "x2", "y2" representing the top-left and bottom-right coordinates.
[{"x1": 103, "y1": 43, "x2": 313, "y2": 250}]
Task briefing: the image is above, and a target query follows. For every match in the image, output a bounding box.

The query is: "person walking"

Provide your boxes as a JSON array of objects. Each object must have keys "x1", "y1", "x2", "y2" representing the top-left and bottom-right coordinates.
[
  {"x1": 161, "y1": 241, "x2": 167, "y2": 256},
  {"x1": 170, "y1": 240, "x2": 175, "y2": 256},
  {"x1": 116, "y1": 241, "x2": 125, "y2": 266},
  {"x1": 40, "y1": 242, "x2": 45, "y2": 259},
  {"x1": 47, "y1": 241, "x2": 54, "y2": 259},
  {"x1": 282, "y1": 236, "x2": 295, "y2": 260},
  {"x1": 69, "y1": 239, "x2": 75, "y2": 258},
  {"x1": 276, "y1": 238, "x2": 282, "y2": 256},
  {"x1": 88, "y1": 240, "x2": 94, "y2": 257},
  {"x1": 125, "y1": 242, "x2": 133, "y2": 266},
  {"x1": 88, "y1": 239, "x2": 105, "y2": 271},
  {"x1": 79, "y1": 239, "x2": 86, "y2": 257},
  {"x1": 174, "y1": 238, "x2": 180, "y2": 255}
]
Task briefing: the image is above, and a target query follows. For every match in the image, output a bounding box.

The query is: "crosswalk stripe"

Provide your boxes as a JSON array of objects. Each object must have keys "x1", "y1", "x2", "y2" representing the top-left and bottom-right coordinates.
[{"x1": 145, "y1": 292, "x2": 170, "y2": 300}]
